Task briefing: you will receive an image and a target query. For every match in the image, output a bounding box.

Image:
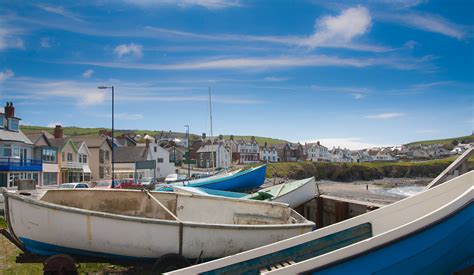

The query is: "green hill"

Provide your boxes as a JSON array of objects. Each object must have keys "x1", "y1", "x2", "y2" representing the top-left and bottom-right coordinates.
[
  {"x1": 20, "y1": 125, "x2": 289, "y2": 145},
  {"x1": 405, "y1": 134, "x2": 474, "y2": 147}
]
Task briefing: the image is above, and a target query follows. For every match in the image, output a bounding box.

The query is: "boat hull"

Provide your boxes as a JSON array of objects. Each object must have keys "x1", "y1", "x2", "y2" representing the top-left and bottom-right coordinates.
[
  {"x1": 4, "y1": 189, "x2": 313, "y2": 261},
  {"x1": 309, "y1": 202, "x2": 474, "y2": 274},
  {"x1": 164, "y1": 165, "x2": 267, "y2": 192}
]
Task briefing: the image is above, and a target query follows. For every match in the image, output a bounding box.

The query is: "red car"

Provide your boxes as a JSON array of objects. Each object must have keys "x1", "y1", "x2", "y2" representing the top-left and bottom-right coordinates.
[{"x1": 119, "y1": 178, "x2": 142, "y2": 189}]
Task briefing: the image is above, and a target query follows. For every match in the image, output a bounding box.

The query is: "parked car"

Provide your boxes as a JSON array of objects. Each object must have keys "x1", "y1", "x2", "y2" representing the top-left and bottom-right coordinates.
[
  {"x1": 164, "y1": 174, "x2": 188, "y2": 183},
  {"x1": 58, "y1": 183, "x2": 89, "y2": 189},
  {"x1": 119, "y1": 178, "x2": 142, "y2": 189},
  {"x1": 93, "y1": 180, "x2": 120, "y2": 189},
  {"x1": 138, "y1": 177, "x2": 156, "y2": 187}
]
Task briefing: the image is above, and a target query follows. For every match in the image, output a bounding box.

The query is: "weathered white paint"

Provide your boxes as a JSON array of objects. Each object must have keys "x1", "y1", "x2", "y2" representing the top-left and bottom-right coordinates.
[
  {"x1": 169, "y1": 171, "x2": 473, "y2": 274},
  {"x1": 4, "y1": 189, "x2": 314, "y2": 259}
]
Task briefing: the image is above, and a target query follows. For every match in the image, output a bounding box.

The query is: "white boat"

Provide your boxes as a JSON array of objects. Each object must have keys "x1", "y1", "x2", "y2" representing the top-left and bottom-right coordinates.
[
  {"x1": 2, "y1": 188, "x2": 314, "y2": 266},
  {"x1": 168, "y1": 171, "x2": 474, "y2": 274},
  {"x1": 173, "y1": 177, "x2": 318, "y2": 208}
]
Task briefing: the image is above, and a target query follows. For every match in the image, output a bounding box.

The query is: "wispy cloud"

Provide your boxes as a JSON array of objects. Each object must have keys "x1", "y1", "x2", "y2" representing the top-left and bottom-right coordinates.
[
  {"x1": 40, "y1": 37, "x2": 51, "y2": 48},
  {"x1": 2, "y1": 77, "x2": 261, "y2": 106},
  {"x1": 96, "y1": 112, "x2": 144, "y2": 120},
  {"x1": 114, "y1": 43, "x2": 143, "y2": 58},
  {"x1": 121, "y1": 0, "x2": 242, "y2": 9},
  {"x1": 264, "y1": 76, "x2": 289, "y2": 82},
  {"x1": 47, "y1": 121, "x2": 62, "y2": 127},
  {"x1": 0, "y1": 24, "x2": 25, "y2": 51},
  {"x1": 365, "y1": 112, "x2": 404, "y2": 119},
  {"x1": 82, "y1": 69, "x2": 94, "y2": 78},
  {"x1": 66, "y1": 54, "x2": 431, "y2": 71},
  {"x1": 36, "y1": 4, "x2": 83, "y2": 22},
  {"x1": 416, "y1": 129, "x2": 438, "y2": 134},
  {"x1": 380, "y1": 12, "x2": 467, "y2": 39},
  {"x1": 0, "y1": 69, "x2": 14, "y2": 82},
  {"x1": 311, "y1": 85, "x2": 370, "y2": 99}
]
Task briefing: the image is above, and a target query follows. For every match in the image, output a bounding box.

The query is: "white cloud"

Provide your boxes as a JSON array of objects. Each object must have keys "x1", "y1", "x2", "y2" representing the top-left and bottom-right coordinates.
[
  {"x1": 122, "y1": 0, "x2": 242, "y2": 9},
  {"x1": 311, "y1": 85, "x2": 370, "y2": 99},
  {"x1": 305, "y1": 137, "x2": 393, "y2": 150},
  {"x1": 304, "y1": 6, "x2": 372, "y2": 48},
  {"x1": 365, "y1": 112, "x2": 404, "y2": 119},
  {"x1": 47, "y1": 122, "x2": 62, "y2": 128},
  {"x1": 381, "y1": 12, "x2": 467, "y2": 39},
  {"x1": 0, "y1": 26, "x2": 25, "y2": 51},
  {"x1": 114, "y1": 43, "x2": 143, "y2": 58},
  {"x1": 40, "y1": 37, "x2": 51, "y2": 48},
  {"x1": 82, "y1": 69, "x2": 94, "y2": 78},
  {"x1": 264, "y1": 76, "x2": 289, "y2": 82},
  {"x1": 0, "y1": 69, "x2": 14, "y2": 82},
  {"x1": 37, "y1": 4, "x2": 83, "y2": 22},
  {"x1": 68, "y1": 54, "x2": 430, "y2": 71}
]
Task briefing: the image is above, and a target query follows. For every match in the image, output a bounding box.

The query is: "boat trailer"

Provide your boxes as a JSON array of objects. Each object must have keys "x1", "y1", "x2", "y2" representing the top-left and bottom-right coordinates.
[{"x1": 0, "y1": 228, "x2": 191, "y2": 274}]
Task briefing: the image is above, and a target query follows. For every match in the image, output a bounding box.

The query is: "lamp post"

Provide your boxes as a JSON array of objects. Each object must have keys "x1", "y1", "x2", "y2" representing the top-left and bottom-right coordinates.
[
  {"x1": 98, "y1": 86, "x2": 115, "y2": 188},
  {"x1": 185, "y1": 125, "x2": 190, "y2": 178}
]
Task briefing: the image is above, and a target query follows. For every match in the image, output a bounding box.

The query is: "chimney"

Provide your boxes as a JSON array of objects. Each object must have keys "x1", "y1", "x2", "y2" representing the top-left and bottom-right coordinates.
[
  {"x1": 317, "y1": 141, "x2": 320, "y2": 146},
  {"x1": 4, "y1": 102, "x2": 15, "y2": 118},
  {"x1": 54, "y1": 125, "x2": 64, "y2": 138}
]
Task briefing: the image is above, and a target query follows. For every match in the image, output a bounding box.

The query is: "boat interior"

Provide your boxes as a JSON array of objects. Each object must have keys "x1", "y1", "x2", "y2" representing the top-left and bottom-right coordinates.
[{"x1": 37, "y1": 189, "x2": 309, "y2": 226}]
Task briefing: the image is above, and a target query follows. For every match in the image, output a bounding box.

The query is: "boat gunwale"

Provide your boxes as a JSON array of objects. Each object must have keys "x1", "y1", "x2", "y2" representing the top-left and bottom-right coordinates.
[
  {"x1": 3, "y1": 189, "x2": 314, "y2": 230},
  {"x1": 247, "y1": 177, "x2": 315, "y2": 200}
]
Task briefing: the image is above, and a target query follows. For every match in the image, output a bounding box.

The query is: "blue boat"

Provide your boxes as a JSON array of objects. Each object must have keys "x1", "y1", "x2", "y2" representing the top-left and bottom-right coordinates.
[
  {"x1": 168, "y1": 170, "x2": 474, "y2": 275},
  {"x1": 157, "y1": 165, "x2": 267, "y2": 192}
]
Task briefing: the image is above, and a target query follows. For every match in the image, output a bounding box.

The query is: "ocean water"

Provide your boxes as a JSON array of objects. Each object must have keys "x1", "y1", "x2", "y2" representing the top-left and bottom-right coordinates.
[{"x1": 372, "y1": 185, "x2": 425, "y2": 197}]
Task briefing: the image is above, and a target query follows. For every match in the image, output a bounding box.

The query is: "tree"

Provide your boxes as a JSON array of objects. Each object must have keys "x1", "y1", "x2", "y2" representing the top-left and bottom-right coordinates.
[
  {"x1": 219, "y1": 134, "x2": 223, "y2": 140},
  {"x1": 451, "y1": 140, "x2": 459, "y2": 146}
]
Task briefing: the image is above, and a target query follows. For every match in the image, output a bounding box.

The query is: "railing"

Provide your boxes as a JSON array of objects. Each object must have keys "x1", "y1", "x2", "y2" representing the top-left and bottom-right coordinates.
[
  {"x1": 62, "y1": 161, "x2": 83, "y2": 169},
  {"x1": 0, "y1": 157, "x2": 42, "y2": 171}
]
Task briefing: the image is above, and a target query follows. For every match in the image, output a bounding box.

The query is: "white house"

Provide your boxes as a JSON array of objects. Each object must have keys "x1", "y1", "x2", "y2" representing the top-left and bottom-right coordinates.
[
  {"x1": 306, "y1": 142, "x2": 331, "y2": 162},
  {"x1": 260, "y1": 144, "x2": 278, "y2": 162},
  {"x1": 197, "y1": 143, "x2": 231, "y2": 169},
  {"x1": 137, "y1": 140, "x2": 175, "y2": 178},
  {"x1": 237, "y1": 139, "x2": 259, "y2": 164}
]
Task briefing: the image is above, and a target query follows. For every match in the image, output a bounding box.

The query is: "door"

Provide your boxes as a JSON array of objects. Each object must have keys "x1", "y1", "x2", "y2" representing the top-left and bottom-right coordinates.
[{"x1": 20, "y1": 148, "x2": 27, "y2": 163}]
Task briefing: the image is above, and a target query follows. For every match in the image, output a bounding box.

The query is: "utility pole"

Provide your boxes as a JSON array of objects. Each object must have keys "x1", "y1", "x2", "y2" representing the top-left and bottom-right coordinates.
[{"x1": 185, "y1": 125, "x2": 190, "y2": 178}]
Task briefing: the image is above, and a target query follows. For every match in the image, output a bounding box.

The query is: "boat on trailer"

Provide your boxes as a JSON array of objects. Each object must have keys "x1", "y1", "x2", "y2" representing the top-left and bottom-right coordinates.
[
  {"x1": 168, "y1": 171, "x2": 474, "y2": 274},
  {"x1": 173, "y1": 177, "x2": 318, "y2": 208},
  {"x1": 157, "y1": 165, "x2": 267, "y2": 192},
  {"x1": 1, "y1": 187, "x2": 313, "y2": 272}
]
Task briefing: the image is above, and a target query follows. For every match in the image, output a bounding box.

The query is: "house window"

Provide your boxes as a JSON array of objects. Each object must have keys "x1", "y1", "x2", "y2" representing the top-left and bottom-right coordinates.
[
  {"x1": 12, "y1": 145, "x2": 20, "y2": 158},
  {"x1": 0, "y1": 145, "x2": 12, "y2": 157},
  {"x1": 99, "y1": 149, "x2": 105, "y2": 164},
  {"x1": 8, "y1": 118, "x2": 19, "y2": 131},
  {"x1": 43, "y1": 173, "x2": 58, "y2": 185},
  {"x1": 79, "y1": 154, "x2": 88, "y2": 163},
  {"x1": 99, "y1": 166, "x2": 105, "y2": 178},
  {"x1": 157, "y1": 158, "x2": 163, "y2": 163},
  {"x1": 67, "y1": 153, "x2": 73, "y2": 162},
  {"x1": 154, "y1": 147, "x2": 157, "y2": 153},
  {"x1": 42, "y1": 148, "x2": 57, "y2": 163},
  {"x1": 0, "y1": 114, "x2": 4, "y2": 128}
]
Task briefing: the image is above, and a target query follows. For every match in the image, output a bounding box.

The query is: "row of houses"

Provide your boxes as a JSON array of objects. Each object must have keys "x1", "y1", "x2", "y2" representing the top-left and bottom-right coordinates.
[{"x1": 0, "y1": 102, "x2": 176, "y2": 188}]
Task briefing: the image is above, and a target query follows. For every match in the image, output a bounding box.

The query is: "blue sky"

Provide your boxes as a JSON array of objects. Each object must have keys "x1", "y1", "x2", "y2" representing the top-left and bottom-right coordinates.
[{"x1": 0, "y1": 0, "x2": 472, "y2": 149}]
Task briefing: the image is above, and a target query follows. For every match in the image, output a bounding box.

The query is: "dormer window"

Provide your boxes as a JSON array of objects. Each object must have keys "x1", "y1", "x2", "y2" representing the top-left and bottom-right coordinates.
[
  {"x1": 8, "y1": 118, "x2": 19, "y2": 131},
  {"x1": 0, "y1": 114, "x2": 4, "y2": 128}
]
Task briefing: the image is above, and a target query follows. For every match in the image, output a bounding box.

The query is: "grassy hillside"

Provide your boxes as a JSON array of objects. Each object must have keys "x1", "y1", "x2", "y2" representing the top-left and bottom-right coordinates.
[
  {"x1": 405, "y1": 134, "x2": 474, "y2": 147},
  {"x1": 267, "y1": 157, "x2": 474, "y2": 181},
  {"x1": 20, "y1": 125, "x2": 289, "y2": 144}
]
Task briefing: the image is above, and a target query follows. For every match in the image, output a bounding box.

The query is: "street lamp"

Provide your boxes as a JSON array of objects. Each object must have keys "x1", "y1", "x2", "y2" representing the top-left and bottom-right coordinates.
[
  {"x1": 185, "y1": 125, "x2": 190, "y2": 178},
  {"x1": 98, "y1": 85, "x2": 115, "y2": 188}
]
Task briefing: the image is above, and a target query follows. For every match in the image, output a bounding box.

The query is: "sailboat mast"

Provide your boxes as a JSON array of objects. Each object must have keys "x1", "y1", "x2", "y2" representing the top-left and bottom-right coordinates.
[{"x1": 209, "y1": 85, "x2": 214, "y2": 170}]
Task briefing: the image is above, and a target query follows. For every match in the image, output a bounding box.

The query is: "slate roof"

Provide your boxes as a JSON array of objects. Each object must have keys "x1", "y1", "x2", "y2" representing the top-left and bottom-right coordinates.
[
  {"x1": 25, "y1": 132, "x2": 53, "y2": 147},
  {"x1": 197, "y1": 144, "x2": 223, "y2": 153},
  {"x1": 114, "y1": 146, "x2": 149, "y2": 163},
  {"x1": 48, "y1": 138, "x2": 72, "y2": 150},
  {"x1": 0, "y1": 129, "x2": 33, "y2": 144},
  {"x1": 70, "y1": 136, "x2": 109, "y2": 148}
]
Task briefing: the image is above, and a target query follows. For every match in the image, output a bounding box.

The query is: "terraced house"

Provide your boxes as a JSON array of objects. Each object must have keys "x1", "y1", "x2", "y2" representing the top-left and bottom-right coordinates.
[
  {"x1": 71, "y1": 136, "x2": 111, "y2": 181},
  {"x1": 26, "y1": 132, "x2": 60, "y2": 186},
  {"x1": 49, "y1": 126, "x2": 91, "y2": 183},
  {"x1": 0, "y1": 102, "x2": 42, "y2": 188}
]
